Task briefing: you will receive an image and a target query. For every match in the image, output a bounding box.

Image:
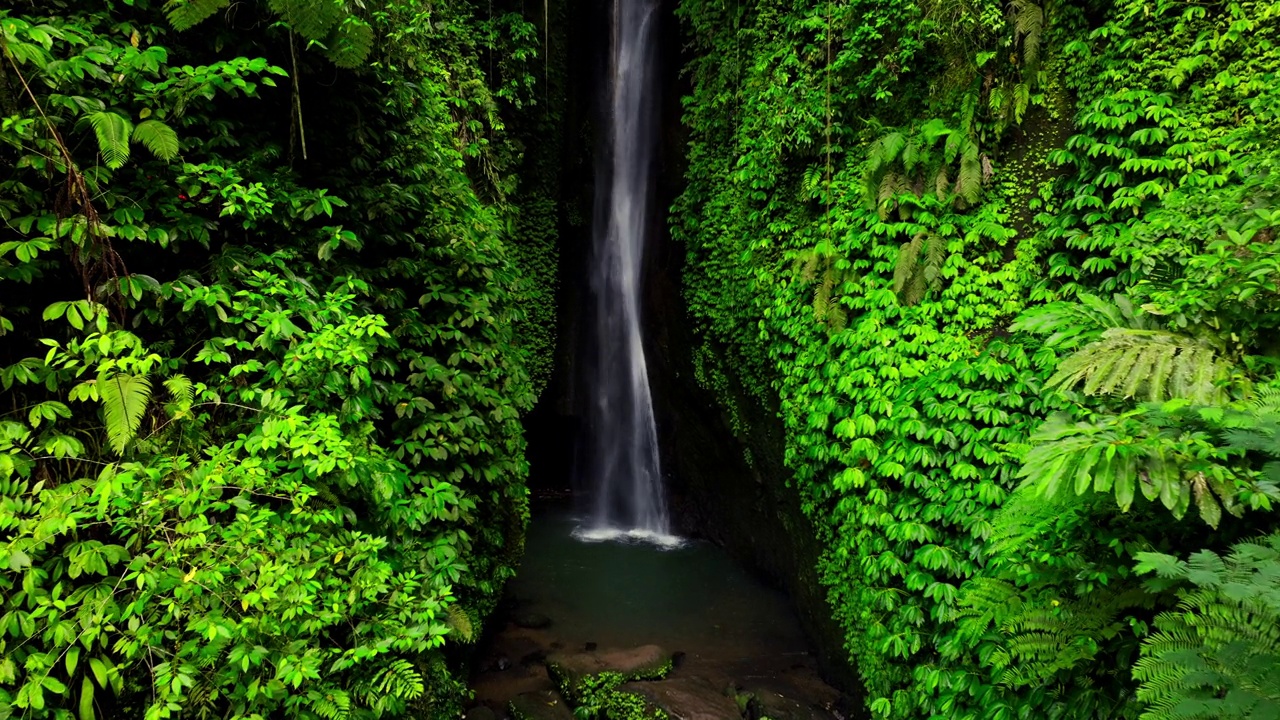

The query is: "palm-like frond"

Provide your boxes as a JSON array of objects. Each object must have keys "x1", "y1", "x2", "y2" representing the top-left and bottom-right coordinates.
[
  {"x1": 86, "y1": 111, "x2": 133, "y2": 169},
  {"x1": 98, "y1": 372, "x2": 153, "y2": 455},
  {"x1": 1011, "y1": 0, "x2": 1045, "y2": 73},
  {"x1": 1047, "y1": 328, "x2": 1231, "y2": 404},
  {"x1": 164, "y1": 0, "x2": 230, "y2": 31},
  {"x1": 267, "y1": 0, "x2": 345, "y2": 41},
  {"x1": 1012, "y1": 293, "x2": 1151, "y2": 348},
  {"x1": 132, "y1": 120, "x2": 180, "y2": 161},
  {"x1": 894, "y1": 232, "x2": 945, "y2": 305}
]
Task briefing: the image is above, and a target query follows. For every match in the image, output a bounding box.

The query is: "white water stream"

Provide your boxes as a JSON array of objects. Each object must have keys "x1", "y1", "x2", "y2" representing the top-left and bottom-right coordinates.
[{"x1": 576, "y1": 0, "x2": 676, "y2": 546}]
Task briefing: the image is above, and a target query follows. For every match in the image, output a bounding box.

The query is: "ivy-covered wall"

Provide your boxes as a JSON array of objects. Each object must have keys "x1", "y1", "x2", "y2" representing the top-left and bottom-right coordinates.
[{"x1": 672, "y1": 0, "x2": 1280, "y2": 718}]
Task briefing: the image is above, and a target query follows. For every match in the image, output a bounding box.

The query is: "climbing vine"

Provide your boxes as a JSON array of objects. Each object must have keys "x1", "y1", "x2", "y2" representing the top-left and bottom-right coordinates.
[{"x1": 673, "y1": 0, "x2": 1280, "y2": 717}]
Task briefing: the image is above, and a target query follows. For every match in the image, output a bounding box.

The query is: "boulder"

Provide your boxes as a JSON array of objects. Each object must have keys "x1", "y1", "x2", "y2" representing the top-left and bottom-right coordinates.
[
  {"x1": 510, "y1": 690, "x2": 575, "y2": 720},
  {"x1": 547, "y1": 644, "x2": 672, "y2": 697},
  {"x1": 621, "y1": 677, "x2": 744, "y2": 720}
]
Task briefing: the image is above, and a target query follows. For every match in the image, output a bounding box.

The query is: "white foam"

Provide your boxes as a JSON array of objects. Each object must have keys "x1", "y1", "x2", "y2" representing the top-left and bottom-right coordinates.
[{"x1": 571, "y1": 525, "x2": 686, "y2": 550}]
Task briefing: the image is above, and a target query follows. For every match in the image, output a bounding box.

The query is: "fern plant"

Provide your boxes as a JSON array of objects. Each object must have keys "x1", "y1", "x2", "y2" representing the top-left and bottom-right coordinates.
[
  {"x1": 892, "y1": 231, "x2": 945, "y2": 305},
  {"x1": 956, "y1": 574, "x2": 1154, "y2": 691},
  {"x1": 163, "y1": 0, "x2": 375, "y2": 67},
  {"x1": 1010, "y1": 293, "x2": 1272, "y2": 526},
  {"x1": 791, "y1": 244, "x2": 855, "y2": 331},
  {"x1": 96, "y1": 371, "x2": 152, "y2": 455},
  {"x1": 1132, "y1": 535, "x2": 1280, "y2": 720},
  {"x1": 78, "y1": 112, "x2": 179, "y2": 169},
  {"x1": 862, "y1": 119, "x2": 984, "y2": 219}
]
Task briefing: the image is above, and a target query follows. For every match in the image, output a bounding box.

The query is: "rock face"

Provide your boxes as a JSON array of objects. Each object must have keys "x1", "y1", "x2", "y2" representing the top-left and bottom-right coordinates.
[
  {"x1": 621, "y1": 677, "x2": 744, "y2": 720},
  {"x1": 510, "y1": 690, "x2": 576, "y2": 720},
  {"x1": 547, "y1": 644, "x2": 672, "y2": 692}
]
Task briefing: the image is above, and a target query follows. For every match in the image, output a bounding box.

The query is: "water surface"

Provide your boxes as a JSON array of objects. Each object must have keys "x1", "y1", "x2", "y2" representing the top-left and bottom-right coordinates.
[{"x1": 511, "y1": 508, "x2": 811, "y2": 665}]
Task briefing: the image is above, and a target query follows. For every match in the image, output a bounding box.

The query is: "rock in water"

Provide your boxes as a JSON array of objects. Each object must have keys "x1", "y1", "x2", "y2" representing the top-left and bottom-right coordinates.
[
  {"x1": 513, "y1": 612, "x2": 553, "y2": 630},
  {"x1": 546, "y1": 644, "x2": 672, "y2": 697},
  {"x1": 621, "y1": 677, "x2": 745, "y2": 720},
  {"x1": 509, "y1": 690, "x2": 575, "y2": 720}
]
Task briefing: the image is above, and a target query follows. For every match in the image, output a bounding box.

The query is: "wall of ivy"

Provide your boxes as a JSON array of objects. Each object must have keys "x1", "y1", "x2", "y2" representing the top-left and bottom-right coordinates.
[{"x1": 672, "y1": 0, "x2": 1280, "y2": 717}]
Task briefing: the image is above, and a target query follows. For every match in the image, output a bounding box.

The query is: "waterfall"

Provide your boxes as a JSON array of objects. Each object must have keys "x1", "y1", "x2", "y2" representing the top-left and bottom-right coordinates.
[{"x1": 575, "y1": 0, "x2": 676, "y2": 547}]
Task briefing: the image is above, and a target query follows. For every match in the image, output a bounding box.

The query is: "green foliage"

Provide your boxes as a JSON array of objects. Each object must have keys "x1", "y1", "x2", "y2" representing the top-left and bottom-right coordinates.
[
  {"x1": 132, "y1": 119, "x2": 180, "y2": 161},
  {"x1": 892, "y1": 231, "x2": 944, "y2": 305},
  {"x1": 96, "y1": 371, "x2": 153, "y2": 454},
  {"x1": 0, "y1": 0, "x2": 558, "y2": 718},
  {"x1": 84, "y1": 111, "x2": 133, "y2": 169},
  {"x1": 565, "y1": 673, "x2": 667, "y2": 720},
  {"x1": 672, "y1": 0, "x2": 1280, "y2": 718},
  {"x1": 1133, "y1": 535, "x2": 1280, "y2": 720}
]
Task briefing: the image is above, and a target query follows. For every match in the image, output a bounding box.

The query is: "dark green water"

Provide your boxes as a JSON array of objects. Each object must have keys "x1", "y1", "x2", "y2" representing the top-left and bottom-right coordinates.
[{"x1": 509, "y1": 507, "x2": 811, "y2": 663}]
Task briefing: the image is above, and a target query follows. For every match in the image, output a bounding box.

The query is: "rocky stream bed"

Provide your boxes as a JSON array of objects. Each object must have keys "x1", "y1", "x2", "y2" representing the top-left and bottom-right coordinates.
[{"x1": 464, "y1": 510, "x2": 856, "y2": 720}]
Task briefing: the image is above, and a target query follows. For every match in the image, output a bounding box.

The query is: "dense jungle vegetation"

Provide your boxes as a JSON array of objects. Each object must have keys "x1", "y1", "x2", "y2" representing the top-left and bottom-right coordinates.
[
  {"x1": 2, "y1": 0, "x2": 1280, "y2": 719},
  {"x1": 675, "y1": 0, "x2": 1280, "y2": 717},
  {"x1": 0, "y1": 0, "x2": 563, "y2": 716}
]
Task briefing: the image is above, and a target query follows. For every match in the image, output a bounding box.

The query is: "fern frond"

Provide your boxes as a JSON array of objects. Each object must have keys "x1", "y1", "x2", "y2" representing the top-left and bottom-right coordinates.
[
  {"x1": 1133, "y1": 535, "x2": 1280, "y2": 719},
  {"x1": 794, "y1": 250, "x2": 821, "y2": 282},
  {"x1": 801, "y1": 166, "x2": 823, "y2": 199},
  {"x1": 944, "y1": 131, "x2": 964, "y2": 165},
  {"x1": 813, "y1": 269, "x2": 832, "y2": 321},
  {"x1": 1047, "y1": 329, "x2": 1229, "y2": 403},
  {"x1": 86, "y1": 111, "x2": 133, "y2": 169},
  {"x1": 955, "y1": 143, "x2": 982, "y2": 205},
  {"x1": 164, "y1": 0, "x2": 230, "y2": 30},
  {"x1": 1011, "y1": 0, "x2": 1045, "y2": 72},
  {"x1": 989, "y1": 85, "x2": 1008, "y2": 119},
  {"x1": 902, "y1": 138, "x2": 921, "y2": 173},
  {"x1": 445, "y1": 604, "x2": 474, "y2": 642},
  {"x1": 310, "y1": 690, "x2": 352, "y2": 720},
  {"x1": 877, "y1": 171, "x2": 908, "y2": 218},
  {"x1": 164, "y1": 374, "x2": 194, "y2": 419},
  {"x1": 132, "y1": 120, "x2": 180, "y2": 161},
  {"x1": 893, "y1": 234, "x2": 923, "y2": 297},
  {"x1": 869, "y1": 131, "x2": 907, "y2": 169},
  {"x1": 923, "y1": 233, "x2": 944, "y2": 284},
  {"x1": 372, "y1": 659, "x2": 424, "y2": 700},
  {"x1": 958, "y1": 569, "x2": 1154, "y2": 691},
  {"x1": 326, "y1": 17, "x2": 374, "y2": 68},
  {"x1": 934, "y1": 166, "x2": 950, "y2": 200},
  {"x1": 1013, "y1": 82, "x2": 1030, "y2": 124},
  {"x1": 267, "y1": 0, "x2": 345, "y2": 40},
  {"x1": 98, "y1": 372, "x2": 152, "y2": 454},
  {"x1": 826, "y1": 303, "x2": 848, "y2": 332}
]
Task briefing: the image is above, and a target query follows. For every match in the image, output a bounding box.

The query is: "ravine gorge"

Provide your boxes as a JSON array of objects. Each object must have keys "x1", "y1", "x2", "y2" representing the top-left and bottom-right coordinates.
[{"x1": 1, "y1": 0, "x2": 1279, "y2": 719}]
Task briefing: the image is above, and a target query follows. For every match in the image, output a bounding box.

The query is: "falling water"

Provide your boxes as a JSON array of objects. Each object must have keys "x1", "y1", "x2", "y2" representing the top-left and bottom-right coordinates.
[{"x1": 575, "y1": 0, "x2": 677, "y2": 547}]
